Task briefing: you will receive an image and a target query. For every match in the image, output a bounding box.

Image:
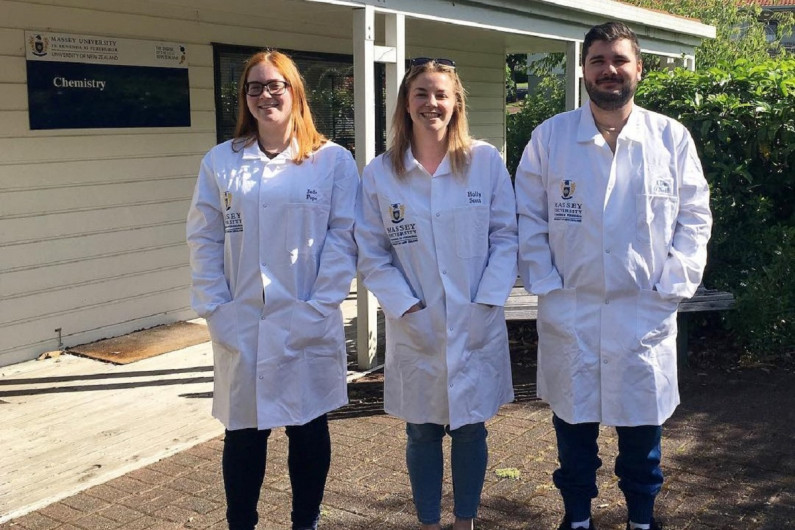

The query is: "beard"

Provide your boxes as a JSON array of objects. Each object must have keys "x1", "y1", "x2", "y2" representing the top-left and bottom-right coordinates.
[{"x1": 585, "y1": 75, "x2": 637, "y2": 111}]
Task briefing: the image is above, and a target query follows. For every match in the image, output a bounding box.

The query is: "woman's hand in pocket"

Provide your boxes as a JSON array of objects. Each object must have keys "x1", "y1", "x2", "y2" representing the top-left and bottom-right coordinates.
[{"x1": 402, "y1": 302, "x2": 423, "y2": 316}]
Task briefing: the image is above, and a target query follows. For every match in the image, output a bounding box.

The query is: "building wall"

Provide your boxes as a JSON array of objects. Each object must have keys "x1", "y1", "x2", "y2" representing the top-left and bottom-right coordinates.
[
  {"x1": 405, "y1": 20, "x2": 508, "y2": 148},
  {"x1": 0, "y1": 0, "x2": 508, "y2": 366}
]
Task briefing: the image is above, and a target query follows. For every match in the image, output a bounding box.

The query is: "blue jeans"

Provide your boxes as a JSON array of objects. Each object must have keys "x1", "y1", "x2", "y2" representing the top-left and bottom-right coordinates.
[
  {"x1": 405, "y1": 422, "x2": 488, "y2": 524},
  {"x1": 222, "y1": 414, "x2": 331, "y2": 530},
  {"x1": 552, "y1": 414, "x2": 663, "y2": 525}
]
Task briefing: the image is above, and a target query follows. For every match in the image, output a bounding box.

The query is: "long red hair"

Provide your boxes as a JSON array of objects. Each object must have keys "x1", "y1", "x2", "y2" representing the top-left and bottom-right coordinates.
[{"x1": 232, "y1": 50, "x2": 326, "y2": 162}]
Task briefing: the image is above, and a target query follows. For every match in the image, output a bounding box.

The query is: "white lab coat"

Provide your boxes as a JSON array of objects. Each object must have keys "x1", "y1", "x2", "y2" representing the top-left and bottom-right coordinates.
[
  {"x1": 187, "y1": 139, "x2": 358, "y2": 430},
  {"x1": 356, "y1": 141, "x2": 518, "y2": 430},
  {"x1": 516, "y1": 104, "x2": 712, "y2": 427}
]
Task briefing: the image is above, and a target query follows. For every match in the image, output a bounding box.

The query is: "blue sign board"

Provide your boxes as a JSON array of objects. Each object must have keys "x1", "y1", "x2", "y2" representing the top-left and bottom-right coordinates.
[{"x1": 25, "y1": 32, "x2": 191, "y2": 130}]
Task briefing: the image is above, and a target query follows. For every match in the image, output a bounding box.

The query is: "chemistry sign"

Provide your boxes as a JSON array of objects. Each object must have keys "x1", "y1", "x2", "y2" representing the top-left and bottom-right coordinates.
[{"x1": 25, "y1": 31, "x2": 190, "y2": 129}]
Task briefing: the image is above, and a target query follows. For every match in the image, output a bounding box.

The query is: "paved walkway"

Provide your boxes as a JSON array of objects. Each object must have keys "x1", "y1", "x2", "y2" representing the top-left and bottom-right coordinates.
[{"x1": 1, "y1": 310, "x2": 794, "y2": 528}]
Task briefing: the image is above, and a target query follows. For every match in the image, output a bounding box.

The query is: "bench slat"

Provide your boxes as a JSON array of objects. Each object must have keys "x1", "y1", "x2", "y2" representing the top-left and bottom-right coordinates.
[{"x1": 504, "y1": 288, "x2": 734, "y2": 320}]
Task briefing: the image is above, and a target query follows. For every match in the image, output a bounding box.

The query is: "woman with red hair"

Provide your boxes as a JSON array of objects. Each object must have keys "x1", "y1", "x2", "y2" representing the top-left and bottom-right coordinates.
[{"x1": 187, "y1": 50, "x2": 358, "y2": 530}]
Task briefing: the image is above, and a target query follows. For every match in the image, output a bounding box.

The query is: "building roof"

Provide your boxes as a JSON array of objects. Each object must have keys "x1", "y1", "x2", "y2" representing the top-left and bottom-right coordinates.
[{"x1": 743, "y1": 0, "x2": 795, "y2": 6}]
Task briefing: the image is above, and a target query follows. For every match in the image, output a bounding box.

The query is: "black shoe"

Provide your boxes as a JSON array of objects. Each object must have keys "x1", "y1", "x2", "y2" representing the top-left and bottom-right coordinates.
[
  {"x1": 558, "y1": 515, "x2": 597, "y2": 530},
  {"x1": 625, "y1": 518, "x2": 661, "y2": 530}
]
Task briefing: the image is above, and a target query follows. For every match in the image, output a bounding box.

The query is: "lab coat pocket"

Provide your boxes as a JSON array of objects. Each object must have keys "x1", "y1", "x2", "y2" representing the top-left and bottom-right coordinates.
[
  {"x1": 285, "y1": 203, "x2": 330, "y2": 256},
  {"x1": 636, "y1": 194, "x2": 678, "y2": 248},
  {"x1": 206, "y1": 301, "x2": 240, "y2": 353},
  {"x1": 287, "y1": 301, "x2": 334, "y2": 353},
  {"x1": 635, "y1": 289, "x2": 679, "y2": 349},
  {"x1": 454, "y1": 206, "x2": 489, "y2": 258},
  {"x1": 466, "y1": 302, "x2": 500, "y2": 351},
  {"x1": 394, "y1": 304, "x2": 438, "y2": 356},
  {"x1": 537, "y1": 288, "x2": 577, "y2": 347}
]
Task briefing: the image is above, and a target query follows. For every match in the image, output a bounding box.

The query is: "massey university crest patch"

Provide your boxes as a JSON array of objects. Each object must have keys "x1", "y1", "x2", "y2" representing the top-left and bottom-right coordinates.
[
  {"x1": 223, "y1": 192, "x2": 243, "y2": 233},
  {"x1": 560, "y1": 179, "x2": 576, "y2": 200},
  {"x1": 553, "y1": 179, "x2": 583, "y2": 223},
  {"x1": 390, "y1": 203, "x2": 406, "y2": 224},
  {"x1": 386, "y1": 202, "x2": 417, "y2": 246}
]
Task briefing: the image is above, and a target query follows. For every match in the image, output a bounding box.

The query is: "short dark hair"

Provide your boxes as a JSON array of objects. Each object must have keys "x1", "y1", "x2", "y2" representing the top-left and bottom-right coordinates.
[{"x1": 582, "y1": 21, "x2": 641, "y2": 64}]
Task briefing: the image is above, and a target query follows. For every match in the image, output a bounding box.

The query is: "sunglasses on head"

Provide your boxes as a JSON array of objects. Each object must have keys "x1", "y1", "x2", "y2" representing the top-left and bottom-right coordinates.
[{"x1": 408, "y1": 57, "x2": 456, "y2": 68}]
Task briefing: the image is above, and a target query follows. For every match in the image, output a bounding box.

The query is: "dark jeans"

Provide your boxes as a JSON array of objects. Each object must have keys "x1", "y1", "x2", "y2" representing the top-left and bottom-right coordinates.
[
  {"x1": 222, "y1": 414, "x2": 331, "y2": 530},
  {"x1": 552, "y1": 414, "x2": 663, "y2": 525}
]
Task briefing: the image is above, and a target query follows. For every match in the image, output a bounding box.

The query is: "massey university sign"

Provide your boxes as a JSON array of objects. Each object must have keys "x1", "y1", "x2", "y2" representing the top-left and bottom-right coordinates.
[{"x1": 25, "y1": 31, "x2": 190, "y2": 129}]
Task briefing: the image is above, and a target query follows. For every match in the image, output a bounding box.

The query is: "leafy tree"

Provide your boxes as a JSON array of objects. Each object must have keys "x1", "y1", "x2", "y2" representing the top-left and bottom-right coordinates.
[
  {"x1": 506, "y1": 53, "x2": 529, "y2": 84},
  {"x1": 622, "y1": 0, "x2": 793, "y2": 67},
  {"x1": 637, "y1": 58, "x2": 795, "y2": 358},
  {"x1": 505, "y1": 76, "x2": 564, "y2": 175}
]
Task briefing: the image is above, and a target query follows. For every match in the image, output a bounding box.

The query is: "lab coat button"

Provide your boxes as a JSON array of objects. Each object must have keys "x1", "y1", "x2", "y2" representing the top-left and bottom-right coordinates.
[
  {"x1": 442, "y1": 270, "x2": 447, "y2": 275},
  {"x1": 605, "y1": 299, "x2": 610, "y2": 305},
  {"x1": 603, "y1": 360, "x2": 608, "y2": 364},
  {"x1": 435, "y1": 212, "x2": 441, "y2": 217},
  {"x1": 258, "y1": 375, "x2": 264, "y2": 380},
  {"x1": 605, "y1": 249, "x2": 611, "y2": 254},
  {"x1": 449, "y1": 327, "x2": 453, "y2": 332}
]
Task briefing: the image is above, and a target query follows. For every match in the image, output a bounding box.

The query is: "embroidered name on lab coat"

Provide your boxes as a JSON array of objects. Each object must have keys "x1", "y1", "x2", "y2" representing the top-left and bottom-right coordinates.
[
  {"x1": 467, "y1": 190, "x2": 483, "y2": 204},
  {"x1": 653, "y1": 179, "x2": 673, "y2": 195}
]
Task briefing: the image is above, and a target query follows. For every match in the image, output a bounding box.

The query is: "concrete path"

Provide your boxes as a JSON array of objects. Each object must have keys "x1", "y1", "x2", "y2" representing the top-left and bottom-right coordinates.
[{"x1": 0, "y1": 338, "x2": 222, "y2": 523}]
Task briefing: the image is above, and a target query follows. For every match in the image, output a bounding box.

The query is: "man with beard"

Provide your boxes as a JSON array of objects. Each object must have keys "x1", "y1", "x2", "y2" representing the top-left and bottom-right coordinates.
[{"x1": 515, "y1": 21, "x2": 712, "y2": 530}]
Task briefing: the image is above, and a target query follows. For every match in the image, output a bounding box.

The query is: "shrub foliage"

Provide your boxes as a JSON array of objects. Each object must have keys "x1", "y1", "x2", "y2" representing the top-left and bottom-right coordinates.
[
  {"x1": 505, "y1": 76, "x2": 564, "y2": 176},
  {"x1": 636, "y1": 59, "x2": 795, "y2": 357}
]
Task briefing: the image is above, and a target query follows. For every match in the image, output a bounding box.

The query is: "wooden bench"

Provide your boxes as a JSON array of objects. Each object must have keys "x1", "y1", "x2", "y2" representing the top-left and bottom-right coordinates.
[{"x1": 504, "y1": 284, "x2": 735, "y2": 368}]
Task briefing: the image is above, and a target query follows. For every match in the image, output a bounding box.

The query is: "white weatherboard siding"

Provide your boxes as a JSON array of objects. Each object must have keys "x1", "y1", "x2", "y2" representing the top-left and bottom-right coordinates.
[
  {"x1": 0, "y1": 0, "x2": 505, "y2": 367},
  {"x1": 0, "y1": 1, "x2": 344, "y2": 367},
  {"x1": 406, "y1": 19, "x2": 508, "y2": 147}
]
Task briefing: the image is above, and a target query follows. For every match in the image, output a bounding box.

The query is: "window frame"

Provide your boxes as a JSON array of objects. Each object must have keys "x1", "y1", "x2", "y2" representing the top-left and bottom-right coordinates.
[{"x1": 212, "y1": 43, "x2": 385, "y2": 154}]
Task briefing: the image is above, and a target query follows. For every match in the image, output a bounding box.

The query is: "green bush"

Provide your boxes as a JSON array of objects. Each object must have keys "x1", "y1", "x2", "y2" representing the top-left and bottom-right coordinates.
[
  {"x1": 637, "y1": 58, "x2": 795, "y2": 358},
  {"x1": 505, "y1": 76, "x2": 565, "y2": 175},
  {"x1": 621, "y1": 0, "x2": 794, "y2": 68}
]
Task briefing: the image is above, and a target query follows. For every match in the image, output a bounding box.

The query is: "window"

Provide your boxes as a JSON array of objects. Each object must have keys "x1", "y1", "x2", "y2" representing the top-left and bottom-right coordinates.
[{"x1": 213, "y1": 44, "x2": 386, "y2": 154}]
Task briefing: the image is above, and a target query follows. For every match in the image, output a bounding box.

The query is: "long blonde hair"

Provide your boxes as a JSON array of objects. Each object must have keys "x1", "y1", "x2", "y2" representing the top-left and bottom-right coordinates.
[
  {"x1": 232, "y1": 50, "x2": 326, "y2": 163},
  {"x1": 387, "y1": 60, "x2": 471, "y2": 176}
]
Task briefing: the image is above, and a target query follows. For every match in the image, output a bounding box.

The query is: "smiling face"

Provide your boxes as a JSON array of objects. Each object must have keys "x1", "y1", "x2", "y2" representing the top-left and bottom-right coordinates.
[
  {"x1": 245, "y1": 61, "x2": 293, "y2": 136},
  {"x1": 583, "y1": 38, "x2": 642, "y2": 111},
  {"x1": 406, "y1": 71, "x2": 456, "y2": 141}
]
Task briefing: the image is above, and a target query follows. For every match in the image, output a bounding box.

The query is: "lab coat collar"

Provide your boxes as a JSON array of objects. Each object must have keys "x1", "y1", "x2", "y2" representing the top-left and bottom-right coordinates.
[
  {"x1": 241, "y1": 137, "x2": 298, "y2": 162},
  {"x1": 620, "y1": 105, "x2": 646, "y2": 143},
  {"x1": 404, "y1": 146, "x2": 453, "y2": 177},
  {"x1": 577, "y1": 102, "x2": 645, "y2": 144}
]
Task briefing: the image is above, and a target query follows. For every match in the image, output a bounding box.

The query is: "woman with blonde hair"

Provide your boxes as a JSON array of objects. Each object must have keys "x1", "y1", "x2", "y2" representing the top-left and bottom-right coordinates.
[
  {"x1": 187, "y1": 50, "x2": 358, "y2": 530},
  {"x1": 355, "y1": 58, "x2": 519, "y2": 529}
]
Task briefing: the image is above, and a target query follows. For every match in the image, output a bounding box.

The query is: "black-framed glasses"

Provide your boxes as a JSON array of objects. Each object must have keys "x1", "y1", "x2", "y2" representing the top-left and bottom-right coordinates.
[
  {"x1": 244, "y1": 80, "x2": 291, "y2": 97},
  {"x1": 408, "y1": 57, "x2": 456, "y2": 68}
]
